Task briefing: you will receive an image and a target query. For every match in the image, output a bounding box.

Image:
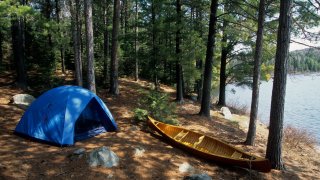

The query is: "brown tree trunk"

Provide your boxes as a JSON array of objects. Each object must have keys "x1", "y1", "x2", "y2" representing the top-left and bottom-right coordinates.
[
  {"x1": 199, "y1": 0, "x2": 219, "y2": 117},
  {"x1": 110, "y1": 0, "x2": 120, "y2": 95},
  {"x1": 217, "y1": 21, "x2": 228, "y2": 106},
  {"x1": 151, "y1": 0, "x2": 159, "y2": 90},
  {"x1": 11, "y1": 17, "x2": 27, "y2": 89},
  {"x1": 84, "y1": 0, "x2": 96, "y2": 93},
  {"x1": 266, "y1": 0, "x2": 292, "y2": 170},
  {"x1": 0, "y1": 31, "x2": 3, "y2": 66},
  {"x1": 134, "y1": 0, "x2": 139, "y2": 81},
  {"x1": 245, "y1": 0, "x2": 266, "y2": 146},
  {"x1": 70, "y1": 0, "x2": 83, "y2": 86},
  {"x1": 55, "y1": 0, "x2": 65, "y2": 73},
  {"x1": 104, "y1": 0, "x2": 110, "y2": 84},
  {"x1": 44, "y1": 0, "x2": 54, "y2": 69},
  {"x1": 11, "y1": 0, "x2": 27, "y2": 89},
  {"x1": 176, "y1": 0, "x2": 184, "y2": 103}
]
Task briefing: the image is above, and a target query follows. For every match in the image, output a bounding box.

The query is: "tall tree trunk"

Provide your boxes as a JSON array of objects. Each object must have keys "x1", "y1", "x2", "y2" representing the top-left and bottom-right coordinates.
[
  {"x1": 84, "y1": 0, "x2": 96, "y2": 93},
  {"x1": 196, "y1": 60, "x2": 203, "y2": 102},
  {"x1": 55, "y1": 0, "x2": 65, "y2": 73},
  {"x1": 11, "y1": 18, "x2": 27, "y2": 89},
  {"x1": 70, "y1": 0, "x2": 83, "y2": 86},
  {"x1": 151, "y1": 0, "x2": 158, "y2": 90},
  {"x1": 134, "y1": 0, "x2": 139, "y2": 81},
  {"x1": 176, "y1": 0, "x2": 184, "y2": 103},
  {"x1": 45, "y1": 0, "x2": 54, "y2": 69},
  {"x1": 0, "y1": 31, "x2": 3, "y2": 66},
  {"x1": 110, "y1": 0, "x2": 120, "y2": 95},
  {"x1": 199, "y1": 0, "x2": 219, "y2": 117},
  {"x1": 266, "y1": 0, "x2": 292, "y2": 170},
  {"x1": 196, "y1": 9, "x2": 203, "y2": 102},
  {"x1": 217, "y1": 21, "x2": 228, "y2": 106},
  {"x1": 245, "y1": 0, "x2": 266, "y2": 146},
  {"x1": 103, "y1": 1, "x2": 110, "y2": 84}
]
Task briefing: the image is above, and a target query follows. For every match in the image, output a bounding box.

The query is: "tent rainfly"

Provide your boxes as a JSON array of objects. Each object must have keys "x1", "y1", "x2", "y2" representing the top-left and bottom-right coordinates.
[{"x1": 15, "y1": 85, "x2": 118, "y2": 146}]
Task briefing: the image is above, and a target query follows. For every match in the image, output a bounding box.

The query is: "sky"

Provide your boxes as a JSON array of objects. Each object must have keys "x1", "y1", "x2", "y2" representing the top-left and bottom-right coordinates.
[
  {"x1": 290, "y1": 38, "x2": 319, "y2": 51},
  {"x1": 289, "y1": 27, "x2": 320, "y2": 52}
]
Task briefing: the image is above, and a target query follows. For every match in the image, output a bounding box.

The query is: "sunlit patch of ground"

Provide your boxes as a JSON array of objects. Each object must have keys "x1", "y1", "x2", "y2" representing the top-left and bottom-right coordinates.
[{"x1": 0, "y1": 72, "x2": 319, "y2": 179}]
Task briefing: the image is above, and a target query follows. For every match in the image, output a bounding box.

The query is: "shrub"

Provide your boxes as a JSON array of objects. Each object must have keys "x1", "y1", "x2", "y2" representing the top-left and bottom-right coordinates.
[
  {"x1": 133, "y1": 108, "x2": 148, "y2": 122},
  {"x1": 133, "y1": 90, "x2": 178, "y2": 125},
  {"x1": 283, "y1": 125, "x2": 318, "y2": 150},
  {"x1": 226, "y1": 100, "x2": 249, "y2": 115}
]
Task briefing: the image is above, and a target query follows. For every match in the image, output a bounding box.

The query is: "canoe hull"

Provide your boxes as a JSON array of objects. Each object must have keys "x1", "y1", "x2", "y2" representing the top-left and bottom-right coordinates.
[{"x1": 147, "y1": 117, "x2": 271, "y2": 172}]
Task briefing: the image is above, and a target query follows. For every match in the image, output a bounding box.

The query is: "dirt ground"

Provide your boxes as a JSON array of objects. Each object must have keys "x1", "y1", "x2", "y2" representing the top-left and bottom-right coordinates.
[{"x1": 0, "y1": 72, "x2": 319, "y2": 179}]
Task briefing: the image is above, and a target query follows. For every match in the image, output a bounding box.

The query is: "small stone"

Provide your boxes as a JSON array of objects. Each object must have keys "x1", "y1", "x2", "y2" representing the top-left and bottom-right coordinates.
[
  {"x1": 220, "y1": 107, "x2": 232, "y2": 120},
  {"x1": 184, "y1": 173, "x2": 212, "y2": 180},
  {"x1": 107, "y1": 174, "x2": 114, "y2": 179},
  {"x1": 179, "y1": 162, "x2": 195, "y2": 174},
  {"x1": 74, "y1": 148, "x2": 86, "y2": 155},
  {"x1": 12, "y1": 94, "x2": 35, "y2": 106},
  {"x1": 134, "y1": 146, "x2": 145, "y2": 157},
  {"x1": 87, "y1": 146, "x2": 119, "y2": 168}
]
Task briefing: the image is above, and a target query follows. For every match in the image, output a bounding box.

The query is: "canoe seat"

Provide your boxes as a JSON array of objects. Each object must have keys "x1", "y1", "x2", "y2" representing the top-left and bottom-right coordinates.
[
  {"x1": 193, "y1": 136, "x2": 205, "y2": 148},
  {"x1": 231, "y1": 151, "x2": 243, "y2": 158},
  {"x1": 174, "y1": 131, "x2": 189, "y2": 141}
]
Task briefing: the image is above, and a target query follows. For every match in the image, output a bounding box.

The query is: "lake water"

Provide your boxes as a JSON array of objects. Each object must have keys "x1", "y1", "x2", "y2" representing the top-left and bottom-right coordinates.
[{"x1": 225, "y1": 74, "x2": 320, "y2": 142}]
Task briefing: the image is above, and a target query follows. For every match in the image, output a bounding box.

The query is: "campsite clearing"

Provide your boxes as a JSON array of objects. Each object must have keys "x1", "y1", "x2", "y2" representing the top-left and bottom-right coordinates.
[{"x1": 0, "y1": 75, "x2": 319, "y2": 179}]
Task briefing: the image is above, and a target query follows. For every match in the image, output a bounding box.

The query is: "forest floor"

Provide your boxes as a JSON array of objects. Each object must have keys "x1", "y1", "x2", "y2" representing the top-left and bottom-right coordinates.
[{"x1": 0, "y1": 71, "x2": 320, "y2": 179}]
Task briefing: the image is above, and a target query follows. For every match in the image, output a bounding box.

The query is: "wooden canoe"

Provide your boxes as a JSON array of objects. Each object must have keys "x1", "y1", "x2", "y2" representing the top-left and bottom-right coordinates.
[{"x1": 147, "y1": 116, "x2": 271, "y2": 172}]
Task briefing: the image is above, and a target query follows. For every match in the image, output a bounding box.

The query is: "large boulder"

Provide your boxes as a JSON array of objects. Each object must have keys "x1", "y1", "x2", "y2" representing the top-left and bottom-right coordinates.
[
  {"x1": 12, "y1": 94, "x2": 35, "y2": 106},
  {"x1": 220, "y1": 107, "x2": 232, "y2": 120},
  {"x1": 87, "y1": 146, "x2": 119, "y2": 168}
]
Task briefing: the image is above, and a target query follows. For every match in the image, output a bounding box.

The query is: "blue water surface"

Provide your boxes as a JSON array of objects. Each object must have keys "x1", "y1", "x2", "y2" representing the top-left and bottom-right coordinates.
[{"x1": 226, "y1": 74, "x2": 320, "y2": 142}]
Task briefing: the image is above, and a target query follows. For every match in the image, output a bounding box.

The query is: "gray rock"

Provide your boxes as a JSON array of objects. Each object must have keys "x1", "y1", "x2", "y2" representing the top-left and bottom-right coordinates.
[
  {"x1": 87, "y1": 146, "x2": 119, "y2": 168},
  {"x1": 73, "y1": 148, "x2": 86, "y2": 155},
  {"x1": 220, "y1": 107, "x2": 232, "y2": 120},
  {"x1": 12, "y1": 94, "x2": 35, "y2": 106},
  {"x1": 179, "y1": 162, "x2": 195, "y2": 174},
  {"x1": 107, "y1": 174, "x2": 114, "y2": 179},
  {"x1": 134, "y1": 146, "x2": 145, "y2": 157},
  {"x1": 184, "y1": 173, "x2": 212, "y2": 180}
]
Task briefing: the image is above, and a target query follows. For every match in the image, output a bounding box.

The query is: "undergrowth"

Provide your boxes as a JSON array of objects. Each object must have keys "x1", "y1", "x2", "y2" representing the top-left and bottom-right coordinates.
[
  {"x1": 133, "y1": 90, "x2": 178, "y2": 125},
  {"x1": 283, "y1": 125, "x2": 318, "y2": 150}
]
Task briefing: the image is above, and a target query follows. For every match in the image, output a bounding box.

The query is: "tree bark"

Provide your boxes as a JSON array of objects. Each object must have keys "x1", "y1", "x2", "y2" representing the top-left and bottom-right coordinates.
[
  {"x1": 217, "y1": 21, "x2": 228, "y2": 106},
  {"x1": 134, "y1": 0, "x2": 139, "y2": 81},
  {"x1": 11, "y1": 17, "x2": 27, "y2": 89},
  {"x1": 110, "y1": 0, "x2": 120, "y2": 95},
  {"x1": 0, "y1": 31, "x2": 3, "y2": 66},
  {"x1": 151, "y1": 0, "x2": 159, "y2": 90},
  {"x1": 84, "y1": 0, "x2": 96, "y2": 93},
  {"x1": 104, "y1": 0, "x2": 110, "y2": 84},
  {"x1": 245, "y1": 0, "x2": 266, "y2": 146},
  {"x1": 176, "y1": 0, "x2": 184, "y2": 103},
  {"x1": 199, "y1": 0, "x2": 219, "y2": 117},
  {"x1": 44, "y1": 0, "x2": 54, "y2": 68},
  {"x1": 266, "y1": 0, "x2": 292, "y2": 170},
  {"x1": 55, "y1": 0, "x2": 65, "y2": 73},
  {"x1": 70, "y1": 0, "x2": 83, "y2": 86}
]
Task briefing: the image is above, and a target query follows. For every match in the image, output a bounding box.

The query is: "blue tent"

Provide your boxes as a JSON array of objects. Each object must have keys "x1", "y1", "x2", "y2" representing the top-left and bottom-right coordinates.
[{"x1": 15, "y1": 85, "x2": 118, "y2": 146}]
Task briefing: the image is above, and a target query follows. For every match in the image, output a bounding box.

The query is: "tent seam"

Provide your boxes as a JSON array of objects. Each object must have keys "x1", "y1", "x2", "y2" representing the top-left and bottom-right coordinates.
[{"x1": 61, "y1": 93, "x2": 70, "y2": 145}]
